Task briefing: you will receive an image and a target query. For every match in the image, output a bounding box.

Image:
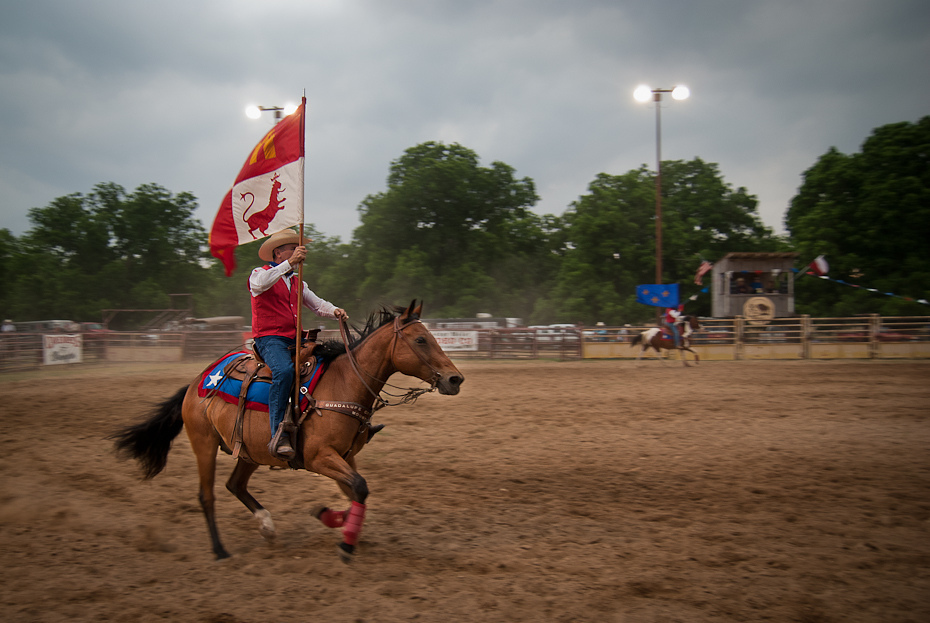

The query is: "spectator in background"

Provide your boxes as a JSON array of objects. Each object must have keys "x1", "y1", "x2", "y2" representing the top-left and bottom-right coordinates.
[
  {"x1": 1, "y1": 319, "x2": 14, "y2": 333},
  {"x1": 733, "y1": 278, "x2": 751, "y2": 294}
]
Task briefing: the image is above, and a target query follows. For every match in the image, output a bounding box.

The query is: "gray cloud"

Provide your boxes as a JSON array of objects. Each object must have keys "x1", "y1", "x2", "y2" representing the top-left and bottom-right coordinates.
[{"x1": 1, "y1": 0, "x2": 928, "y2": 243}]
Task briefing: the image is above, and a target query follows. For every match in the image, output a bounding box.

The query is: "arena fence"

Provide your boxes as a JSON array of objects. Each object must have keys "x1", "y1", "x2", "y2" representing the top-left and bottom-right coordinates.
[
  {"x1": 582, "y1": 314, "x2": 930, "y2": 361},
  {"x1": 1, "y1": 314, "x2": 928, "y2": 373},
  {"x1": 0, "y1": 330, "x2": 249, "y2": 373}
]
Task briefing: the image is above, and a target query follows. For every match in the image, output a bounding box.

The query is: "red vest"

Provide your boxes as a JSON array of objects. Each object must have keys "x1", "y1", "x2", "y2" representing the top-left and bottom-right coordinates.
[{"x1": 251, "y1": 265, "x2": 301, "y2": 339}]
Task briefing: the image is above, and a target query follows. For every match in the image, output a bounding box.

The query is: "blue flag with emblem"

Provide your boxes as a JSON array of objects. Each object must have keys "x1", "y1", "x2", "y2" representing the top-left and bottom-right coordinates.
[{"x1": 636, "y1": 284, "x2": 680, "y2": 308}]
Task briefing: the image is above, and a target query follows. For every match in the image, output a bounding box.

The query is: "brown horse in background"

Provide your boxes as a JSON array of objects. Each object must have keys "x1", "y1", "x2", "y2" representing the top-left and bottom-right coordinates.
[
  {"x1": 112, "y1": 301, "x2": 463, "y2": 561},
  {"x1": 630, "y1": 315, "x2": 702, "y2": 366}
]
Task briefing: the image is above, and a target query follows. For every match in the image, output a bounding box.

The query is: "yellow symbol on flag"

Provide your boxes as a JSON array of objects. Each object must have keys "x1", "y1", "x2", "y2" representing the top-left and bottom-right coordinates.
[{"x1": 249, "y1": 132, "x2": 277, "y2": 165}]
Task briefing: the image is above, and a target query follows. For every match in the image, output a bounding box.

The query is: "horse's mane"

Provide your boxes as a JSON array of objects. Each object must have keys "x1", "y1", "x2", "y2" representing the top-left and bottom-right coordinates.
[{"x1": 312, "y1": 305, "x2": 407, "y2": 360}]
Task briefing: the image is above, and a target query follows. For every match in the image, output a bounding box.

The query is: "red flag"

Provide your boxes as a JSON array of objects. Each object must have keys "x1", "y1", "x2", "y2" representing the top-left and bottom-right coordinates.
[
  {"x1": 694, "y1": 260, "x2": 713, "y2": 285},
  {"x1": 809, "y1": 255, "x2": 829, "y2": 276},
  {"x1": 209, "y1": 98, "x2": 306, "y2": 276}
]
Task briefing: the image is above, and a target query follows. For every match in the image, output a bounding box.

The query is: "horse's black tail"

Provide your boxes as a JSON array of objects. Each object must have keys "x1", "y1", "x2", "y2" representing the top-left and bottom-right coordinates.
[
  {"x1": 111, "y1": 385, "x2": 188, "y2": 480},
  {"x1": 630, "y1": 334, "x2": 643, "y2": 348}
]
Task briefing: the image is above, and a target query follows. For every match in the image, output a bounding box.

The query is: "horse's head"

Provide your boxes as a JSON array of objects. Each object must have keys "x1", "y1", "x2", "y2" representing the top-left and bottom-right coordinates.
[{"x1": 391, "y1": 300, "x2": 465, "y2": 395}]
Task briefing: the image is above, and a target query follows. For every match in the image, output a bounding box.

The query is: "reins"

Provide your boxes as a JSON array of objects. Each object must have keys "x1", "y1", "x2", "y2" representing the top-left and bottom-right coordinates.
[{"x1": 336, "y1": 315, "x2": 442, "y2": 410}]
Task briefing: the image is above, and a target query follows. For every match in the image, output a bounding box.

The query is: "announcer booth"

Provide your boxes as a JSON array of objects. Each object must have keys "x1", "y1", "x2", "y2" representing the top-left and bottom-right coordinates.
[{"x1": 711, "y1": 252, "x2": 799, "y2": 318}]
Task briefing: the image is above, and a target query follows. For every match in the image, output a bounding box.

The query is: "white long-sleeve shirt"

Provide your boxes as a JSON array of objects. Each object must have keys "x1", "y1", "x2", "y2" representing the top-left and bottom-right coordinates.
[{"x1": 248, "y1": 260, "x2": 338, "y2": 319}]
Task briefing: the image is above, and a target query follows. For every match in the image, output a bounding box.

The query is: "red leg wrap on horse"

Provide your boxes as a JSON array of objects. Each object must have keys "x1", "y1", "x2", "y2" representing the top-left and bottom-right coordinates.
[
  {"x1": 318, "y1": 508, "x2": 345, "y2": 528},
  {"x1": 342, "y1": 501, "x2": 366, "y2": 546}
]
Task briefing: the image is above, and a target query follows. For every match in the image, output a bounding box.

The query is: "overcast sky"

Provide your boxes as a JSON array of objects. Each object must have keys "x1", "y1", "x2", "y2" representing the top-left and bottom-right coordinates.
[{"x1": 2, "y1": 0, "x2": 928, "y2": 244}]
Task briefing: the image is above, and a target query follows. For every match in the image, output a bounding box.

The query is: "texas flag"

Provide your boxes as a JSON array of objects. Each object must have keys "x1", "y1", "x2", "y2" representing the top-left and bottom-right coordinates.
[{"x1": 209, "y1": 97, "x2": 306, "y2": 276}]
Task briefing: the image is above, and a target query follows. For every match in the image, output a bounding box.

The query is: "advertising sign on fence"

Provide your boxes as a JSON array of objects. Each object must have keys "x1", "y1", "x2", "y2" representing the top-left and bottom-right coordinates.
[
  {"x1": 430, "y1": 330, "x2": 479, "y2": 351},
  {"x1": 43, "y1": 334, "x2": 83, "y2": 365}
]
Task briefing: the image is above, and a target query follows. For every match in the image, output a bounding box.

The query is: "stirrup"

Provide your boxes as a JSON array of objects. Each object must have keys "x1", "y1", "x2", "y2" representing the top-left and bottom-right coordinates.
[{"x1": 268, "y1": 424, "x2": 295, "y2": 459}]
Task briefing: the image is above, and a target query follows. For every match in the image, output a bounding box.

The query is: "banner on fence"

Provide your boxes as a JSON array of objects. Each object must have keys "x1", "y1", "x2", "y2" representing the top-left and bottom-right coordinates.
[
  {"x1": 429, "y1": 330, "x2": 479, "y2": 351},
  {"x1": 43, "y1": 334, "x2": 83, "y2": 365}
]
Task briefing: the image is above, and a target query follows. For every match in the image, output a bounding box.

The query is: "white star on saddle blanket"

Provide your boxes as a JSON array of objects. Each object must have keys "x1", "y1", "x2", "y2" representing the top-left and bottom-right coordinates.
[{"x1": 206, "y1": 370, "x2": 225, "y2": 387}]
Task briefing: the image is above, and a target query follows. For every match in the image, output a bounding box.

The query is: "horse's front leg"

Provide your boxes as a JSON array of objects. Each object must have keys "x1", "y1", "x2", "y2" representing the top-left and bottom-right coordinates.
[
  {"x1": 678, "y1": 347, "x2": 690, "y2": 366},
  {"x1": 308, "y1": 450, "x2": 368, "y2": 562},
  {"x1": 685, "y1": 346, "x2": 699, "y2": 365},
  {"x1": 226, "y1": 459, "x2": 276, "y2": 542}
]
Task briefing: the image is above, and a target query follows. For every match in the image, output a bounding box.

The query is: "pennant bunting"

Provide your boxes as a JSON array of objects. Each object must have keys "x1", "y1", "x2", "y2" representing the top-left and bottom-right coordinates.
[
  {"x1": 791, "y1": 269, "x2": 929, "y2": 306},
  {"x1": 809, "y1": 255, "x2": 829, "y2": 276}
]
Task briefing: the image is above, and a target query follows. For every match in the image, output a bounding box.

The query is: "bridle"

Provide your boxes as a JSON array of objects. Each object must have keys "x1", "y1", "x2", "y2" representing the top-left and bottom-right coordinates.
[{"x1": 337, "y1": 315, "x2": 444, "y2": 410}]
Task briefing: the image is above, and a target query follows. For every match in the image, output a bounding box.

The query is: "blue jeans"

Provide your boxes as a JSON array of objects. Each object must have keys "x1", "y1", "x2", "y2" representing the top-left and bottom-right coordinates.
[
  {"x1": 253, "y1": 335, "x2": 296, "y2": 435},
  {"x1": 664, "y1": 321, "x2": 681, "y2": 347}
]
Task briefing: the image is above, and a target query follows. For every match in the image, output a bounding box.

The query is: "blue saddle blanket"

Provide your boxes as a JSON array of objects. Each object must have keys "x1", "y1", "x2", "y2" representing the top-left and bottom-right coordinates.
[{"x1": 196, "y1": 351, "x2": 325, "y2": 412}]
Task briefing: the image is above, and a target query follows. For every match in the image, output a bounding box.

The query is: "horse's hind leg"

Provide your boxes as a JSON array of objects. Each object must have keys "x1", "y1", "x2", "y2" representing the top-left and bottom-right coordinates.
[
  {"x1": 225, "y1": 459, "x2": 276, "y2": 542},
  {"x1": 185, "y1": 412, "x2": 231, "y2": 560},
  {"x1": 685, "y1": 347, "x2": 699, "y2": 365},
  {"x1": 654, "y1": 346, "x2": 667, "y2": 365},
  {"x1": 191, "y1": 440, "x2": 230, "y2": 560},
  {"x1": 226, "y1": 459, "x2": 276, "y2": 542}
]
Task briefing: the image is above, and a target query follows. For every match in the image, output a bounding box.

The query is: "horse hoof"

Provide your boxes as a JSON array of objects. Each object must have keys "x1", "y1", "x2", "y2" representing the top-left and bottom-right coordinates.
[
  {"x1": 337, "y1": 542, "x2": 355, "y2": 563},
  {"x1": 254, "y1": 509, "x2": 276, "y2": 541}
]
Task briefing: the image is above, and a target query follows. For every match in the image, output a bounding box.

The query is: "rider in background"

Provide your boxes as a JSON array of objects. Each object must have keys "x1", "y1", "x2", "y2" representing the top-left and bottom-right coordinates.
[
  {"x1": 249, "y1": 229, "x2": 349, "y2": 459},
  {"x1": 663, "y1": 304, "x2": 685, "y2": 348}
]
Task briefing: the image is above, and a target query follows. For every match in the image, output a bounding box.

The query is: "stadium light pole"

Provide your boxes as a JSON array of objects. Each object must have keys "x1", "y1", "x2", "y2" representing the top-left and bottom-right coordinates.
[
  {"x1": 633, "y1": 84, "x2": 690, "y2": 287},
  {"x1": 245, "y1": 103, "x2": 298, "y2": 124}
]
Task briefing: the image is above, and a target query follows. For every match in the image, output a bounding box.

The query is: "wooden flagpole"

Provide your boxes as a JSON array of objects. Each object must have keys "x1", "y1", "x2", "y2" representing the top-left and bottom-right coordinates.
[{"x1": 293, "y1": 94, "x2": 307, "y2": 420}]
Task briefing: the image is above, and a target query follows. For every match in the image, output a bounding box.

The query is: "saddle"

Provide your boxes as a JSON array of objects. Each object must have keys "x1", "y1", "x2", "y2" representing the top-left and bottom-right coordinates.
[
  {"x1": 661, "y1": 323, "x2": 688, "y2": 345},
  {"x1": 203, "y1": 329, "x2": 377, "y2": 467},
  {"x1": 199, "y1": 331, "x2": 322, "y2": 460}
]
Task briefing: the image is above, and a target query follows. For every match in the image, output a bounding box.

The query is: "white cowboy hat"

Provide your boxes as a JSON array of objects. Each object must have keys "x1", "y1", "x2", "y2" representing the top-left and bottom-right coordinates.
[{"x1": 258, "y1": 229, "x2": 311, "y2": 262}]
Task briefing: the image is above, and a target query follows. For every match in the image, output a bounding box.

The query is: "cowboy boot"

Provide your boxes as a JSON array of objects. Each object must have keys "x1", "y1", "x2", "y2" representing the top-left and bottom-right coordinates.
[{"x1": 268, "y1": 423, "x2": 296, "y2": 460}]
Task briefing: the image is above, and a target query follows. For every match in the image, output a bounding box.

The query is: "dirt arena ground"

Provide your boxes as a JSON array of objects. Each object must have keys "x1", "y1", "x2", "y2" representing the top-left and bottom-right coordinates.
[{"x1": 1, "y1": 358, "x2": 928, "y2": 622}]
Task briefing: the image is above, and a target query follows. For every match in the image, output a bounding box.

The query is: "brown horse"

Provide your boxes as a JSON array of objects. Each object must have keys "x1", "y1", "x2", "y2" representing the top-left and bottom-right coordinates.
[
  {"x1": 629, "y1": 315, "x2": 702, "y2": 366},
  {"x1": 112, "y1": 300, "x2": 463, "y2": 561}
]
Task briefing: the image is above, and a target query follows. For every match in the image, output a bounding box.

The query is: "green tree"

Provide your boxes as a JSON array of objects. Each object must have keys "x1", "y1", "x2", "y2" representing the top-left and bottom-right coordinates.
[
  {"x1": 6, "y1": 183, "x2": 211, "y2": 325},
  {"x1": 0, "y1": 228, "x2": 19, "y2": 318},
  {"x1": 353, "y1": 142, "x2": 557, "y2": 317},
  {"x1": 787, "y1": 117, "x2": 930, "y2": 316},
  {"x1": 555, "y1": 159, "x2": 784, "y2": 324}
]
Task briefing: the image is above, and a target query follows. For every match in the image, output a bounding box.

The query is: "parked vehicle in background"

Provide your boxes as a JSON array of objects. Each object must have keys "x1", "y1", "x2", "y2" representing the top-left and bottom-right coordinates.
[
  {"x1": 80, "y1": 322, "x2": 108, "y2": 332},
  {"x1": 756, "y1": 325, "x2": 800, "y2": 343},
  {"x1": 835, "y1": 325, "x2": 914, "y2": 342},
  {"x1": 700, "y1": 329, "x2": 734, "y2": 344},
  {"x1": 13, "y1": 320, "x2": 79, "y2": 333}
]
